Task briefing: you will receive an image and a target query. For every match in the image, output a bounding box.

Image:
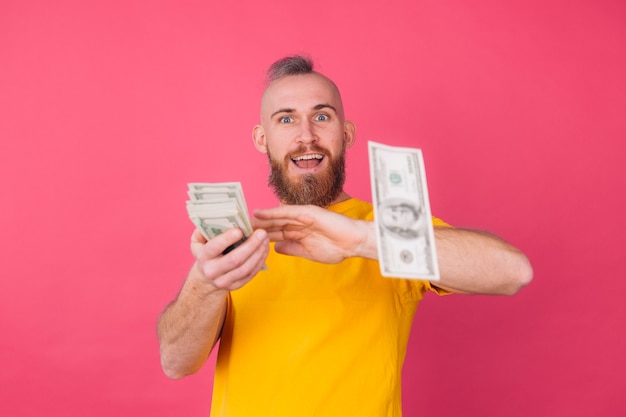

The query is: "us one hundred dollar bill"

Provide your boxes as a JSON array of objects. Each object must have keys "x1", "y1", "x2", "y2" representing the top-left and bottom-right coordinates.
[{"x1": 368, "y1": 141, "x2": 440, "y2": 281}]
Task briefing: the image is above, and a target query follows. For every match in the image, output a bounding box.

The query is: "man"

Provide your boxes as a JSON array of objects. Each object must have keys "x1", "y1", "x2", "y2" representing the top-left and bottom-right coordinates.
[{"x1": 157, "y1": 55, "x2": 533, "y2": 416}]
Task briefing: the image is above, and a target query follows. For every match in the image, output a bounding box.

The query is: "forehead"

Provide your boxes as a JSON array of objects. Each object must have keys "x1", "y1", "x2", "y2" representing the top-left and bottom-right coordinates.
[{"x1": 261, "y1": 73, "x2": 344, "y2": 118}]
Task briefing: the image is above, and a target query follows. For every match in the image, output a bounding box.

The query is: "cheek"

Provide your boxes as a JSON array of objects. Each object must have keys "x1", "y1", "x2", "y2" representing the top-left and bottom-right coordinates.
[
  {"x1": 328, "y1": 127, "x2": 349, "y2": 145},
  {"x1": 266, "y1": 144, "x2": 288, "y2": 164}
]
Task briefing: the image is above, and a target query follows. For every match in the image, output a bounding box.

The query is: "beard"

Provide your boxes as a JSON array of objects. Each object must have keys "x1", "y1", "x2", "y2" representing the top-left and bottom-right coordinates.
[{"x1": 267, "y1": 143, "x2": 346, "y2": 207}]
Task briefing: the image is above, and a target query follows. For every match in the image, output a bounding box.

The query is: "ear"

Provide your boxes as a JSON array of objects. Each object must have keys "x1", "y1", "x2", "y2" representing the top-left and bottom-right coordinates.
[
  {"x1": 252, "y1": 124, "x2": 268, "y2": 154},
  {"x1": 343, "y1": 120, "x2": 356, "y2": 149}
]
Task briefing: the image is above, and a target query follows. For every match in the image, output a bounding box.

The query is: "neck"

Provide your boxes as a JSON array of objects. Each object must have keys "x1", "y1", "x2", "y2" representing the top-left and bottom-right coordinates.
[{"x1": 327, "y1": 191, "x2": 351, "y2": 206}]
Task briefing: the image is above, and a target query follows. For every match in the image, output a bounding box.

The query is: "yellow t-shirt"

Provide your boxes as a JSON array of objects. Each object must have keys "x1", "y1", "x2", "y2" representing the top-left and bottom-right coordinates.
[{"x1": 210, "y1": 198, "x2": 448, "y2": 417}]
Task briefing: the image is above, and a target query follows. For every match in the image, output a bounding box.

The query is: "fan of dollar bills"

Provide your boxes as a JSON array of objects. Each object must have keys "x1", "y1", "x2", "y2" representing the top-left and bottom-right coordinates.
[{"x1": 186, "y1": 182, "x2": 253, "y2": 254}]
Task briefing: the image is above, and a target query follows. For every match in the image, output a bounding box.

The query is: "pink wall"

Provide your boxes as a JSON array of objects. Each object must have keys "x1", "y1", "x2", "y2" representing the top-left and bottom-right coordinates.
[{"x1": 1, "y1": 1, "x2": 624, "y2": 416}]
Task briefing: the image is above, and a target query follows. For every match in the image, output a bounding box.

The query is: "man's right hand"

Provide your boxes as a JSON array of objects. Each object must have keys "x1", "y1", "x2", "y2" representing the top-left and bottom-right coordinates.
[
  {"x1": 191, "y1": 227, "x2": 270, "y2": 291},
  {"x1": 157, "y1": 227, "x2": 269, "y2": 379}
]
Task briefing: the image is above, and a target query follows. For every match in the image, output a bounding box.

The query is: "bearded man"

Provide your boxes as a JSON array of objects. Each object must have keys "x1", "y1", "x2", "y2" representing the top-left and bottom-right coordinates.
[{"x1": 157, "y1": 55, "x2": 533, "y2": 417}]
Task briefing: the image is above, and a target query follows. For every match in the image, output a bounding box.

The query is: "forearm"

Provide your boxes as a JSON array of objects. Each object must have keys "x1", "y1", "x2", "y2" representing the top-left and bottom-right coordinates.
[
  {"x1": 434, "y1": 227, "x2": 533, "y2": 295},
  {"x1": 157, "y1": 263, "x2": 228, "y2": 379},
  {"x1": 253, "y1": 206, "x2": 532, "y2": 294},
  {"x1": 351, "y1": 222, "x2": 532, "y2": 295}
]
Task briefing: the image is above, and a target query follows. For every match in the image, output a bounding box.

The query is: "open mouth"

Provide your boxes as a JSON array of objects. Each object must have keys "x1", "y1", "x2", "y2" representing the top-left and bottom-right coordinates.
[{"x1": 291, "y1": 153, "x2": 324, "y2": 169}]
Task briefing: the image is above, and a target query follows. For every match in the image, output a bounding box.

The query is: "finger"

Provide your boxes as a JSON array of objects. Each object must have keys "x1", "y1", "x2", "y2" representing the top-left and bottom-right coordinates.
[
  {"x1": 265, "y1": 229, "x2": 287, "y2": 242},
  {"x1": 252, "y1": 217, "x2": 310, "y2": 235},
  {"x1": 252, "y1": 207, "x2": 288, "y2": 219},
  {"x1": 198, "y1": 228, "x2": 245, "y2": 262},
  {"x1": 251, "y1": 216, "x2": 292, "y2": 230},
  {"x1": 257, "y1": 204, "x2": 320, "y2": 215},
  {"x1": 203, "y1": 229, "x2": 267, "y2": 276},
  {"x1": 253, "y1": 206, "x2": 308, "y2": 222},
  {"x1": 220, "y1": 229, "x2": 268, "y2": 266},
  {"x1": 273, "y1": 240, "x2": 304, "y2": 257},
  {"x1": 191, "y1": 228, "x2": 208, "y2": 244},
  {"x1": 211, "y1": 230, "x2": 270, "y2": 288}
]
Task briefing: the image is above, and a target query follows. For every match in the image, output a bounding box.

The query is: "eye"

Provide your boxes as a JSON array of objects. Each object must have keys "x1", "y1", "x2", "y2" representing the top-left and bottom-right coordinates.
[
  {"x1": 315, "y1": 114, "x2": 329, "y2": 121},
  {"x1": 279, "y1": 116, "x2": 293, "y2": 124}
]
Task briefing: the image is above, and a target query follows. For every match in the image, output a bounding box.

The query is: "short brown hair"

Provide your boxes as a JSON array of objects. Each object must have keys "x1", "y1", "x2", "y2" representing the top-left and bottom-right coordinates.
[{"x1": 265, "y1": 55, "x2": 314, "y2": 84}]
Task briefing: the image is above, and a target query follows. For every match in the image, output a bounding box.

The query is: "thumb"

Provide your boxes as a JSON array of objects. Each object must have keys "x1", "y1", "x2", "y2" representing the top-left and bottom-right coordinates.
[{"x1": 274, "y1": 240, "x2": 305, "y2": 258}]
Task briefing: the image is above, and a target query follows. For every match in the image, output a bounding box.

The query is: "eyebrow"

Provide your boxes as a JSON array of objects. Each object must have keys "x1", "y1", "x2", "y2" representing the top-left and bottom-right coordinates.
[{"x1": 270, "y1": 103, "x2": 338, "y2": 119}]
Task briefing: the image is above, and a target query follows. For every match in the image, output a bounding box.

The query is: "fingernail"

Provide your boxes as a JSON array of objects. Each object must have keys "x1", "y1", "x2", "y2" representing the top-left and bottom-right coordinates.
[{"x1": 255, "y1": 229, "x2": 267, "y2": 241}]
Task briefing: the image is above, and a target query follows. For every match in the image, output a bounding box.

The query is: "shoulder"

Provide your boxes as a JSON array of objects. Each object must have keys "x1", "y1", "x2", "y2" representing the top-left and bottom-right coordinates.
[{"x1": 328, "y1": 198, "x2": 374, "y2": 220}]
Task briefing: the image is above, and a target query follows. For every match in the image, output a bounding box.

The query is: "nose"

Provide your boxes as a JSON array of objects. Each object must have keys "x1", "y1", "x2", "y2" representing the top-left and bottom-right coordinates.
[{"x1": 298, "y1": 119, "x2": 317, "y2": 144}]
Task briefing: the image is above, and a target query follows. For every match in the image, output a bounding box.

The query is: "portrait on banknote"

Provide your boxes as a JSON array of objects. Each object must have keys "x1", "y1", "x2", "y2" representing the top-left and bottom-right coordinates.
[{"x1": 378, "y1": 198, "x2": 427, "y2": 240}]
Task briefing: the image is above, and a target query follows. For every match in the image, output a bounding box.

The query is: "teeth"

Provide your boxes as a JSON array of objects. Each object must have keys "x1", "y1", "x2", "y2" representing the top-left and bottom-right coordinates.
[{"x1": 293, "y1": 154, "x2": 323, "y2": 161}]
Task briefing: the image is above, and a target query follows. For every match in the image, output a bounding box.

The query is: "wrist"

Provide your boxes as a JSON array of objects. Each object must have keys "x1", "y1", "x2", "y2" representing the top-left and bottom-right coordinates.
[
  {"x1": 352, "y1": 220, "x2": 379, "y2": 260},
  {"x1": 186, "y1": 262, "x2": 229, "y2": 298}
]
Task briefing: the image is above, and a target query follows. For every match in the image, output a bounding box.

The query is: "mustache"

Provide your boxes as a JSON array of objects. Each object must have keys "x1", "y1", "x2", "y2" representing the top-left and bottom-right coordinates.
[{"x1": 287, "y1": 144, "x2": 330, "y2": 159}]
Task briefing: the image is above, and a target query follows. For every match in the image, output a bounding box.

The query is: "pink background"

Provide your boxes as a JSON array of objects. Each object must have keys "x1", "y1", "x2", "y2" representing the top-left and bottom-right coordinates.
[{"x1": 1, "y1": 0, "x2": 625, "y2": 416}]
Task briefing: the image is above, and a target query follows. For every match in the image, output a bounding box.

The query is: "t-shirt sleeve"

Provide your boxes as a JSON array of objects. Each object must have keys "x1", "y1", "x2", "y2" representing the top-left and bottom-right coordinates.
[
  {"x1": 428, "y1": 216, "x2": 453, "y2": 295},
  {"x1": 423, "y1": 279, "x2": 453, "y2": 296},
  {"x1": 432, "y1": 216, "x2": 451, "y2": 228}
]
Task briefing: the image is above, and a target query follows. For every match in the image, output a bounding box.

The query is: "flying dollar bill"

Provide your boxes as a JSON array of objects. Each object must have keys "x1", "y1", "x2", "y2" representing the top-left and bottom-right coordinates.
[{"x1": 368, "y1": 141, "x2": 440, "y2": 281}]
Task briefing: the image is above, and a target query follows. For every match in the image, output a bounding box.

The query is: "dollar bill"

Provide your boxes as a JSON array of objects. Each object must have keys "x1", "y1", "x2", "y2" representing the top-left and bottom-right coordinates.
[
  {"x1": 186, "y1": 182, "x2": 253, "y2": 254},
  {"x1": 368, "y1": 141, "x2": 440, "y2": 281}
]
